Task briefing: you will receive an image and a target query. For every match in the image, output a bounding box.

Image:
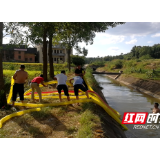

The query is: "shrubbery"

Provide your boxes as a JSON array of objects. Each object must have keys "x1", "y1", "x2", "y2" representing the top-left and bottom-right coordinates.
[
  {"x1": 2, "y1": 62, "x2": 68, "y2": 71},
  {"x1": 113, "y1": 60, "x2": 123, "y2": 69},
  {"x1": 71, "y1": 55, "x2": 85, "y2": 66}
]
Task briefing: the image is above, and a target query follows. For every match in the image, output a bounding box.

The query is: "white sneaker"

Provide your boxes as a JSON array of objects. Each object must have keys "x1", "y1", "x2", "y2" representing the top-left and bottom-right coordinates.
[{"x1": 11, "y1": 107, "x2": 17, "y2": 112}]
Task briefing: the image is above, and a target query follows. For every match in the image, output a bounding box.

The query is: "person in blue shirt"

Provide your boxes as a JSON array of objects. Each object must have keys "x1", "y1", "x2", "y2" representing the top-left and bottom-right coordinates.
[
  {"x1": 70, "y1": 70, "x2": 89, "y2": 105},
  {"x1": 75, "y1": 65, "x2": 88, "y2": 90}
]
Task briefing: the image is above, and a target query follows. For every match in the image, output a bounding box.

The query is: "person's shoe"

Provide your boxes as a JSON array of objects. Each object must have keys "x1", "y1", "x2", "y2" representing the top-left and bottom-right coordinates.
[{"x1": 11, "y1": 107, "x2": 17, "y2": 112}]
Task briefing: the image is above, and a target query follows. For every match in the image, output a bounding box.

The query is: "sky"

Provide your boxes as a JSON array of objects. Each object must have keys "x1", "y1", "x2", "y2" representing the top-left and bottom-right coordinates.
[
  {"x1": 74, "y1": 22, "x2": 160, "y2": 57},
  {"x1": 3, "y1": 22, "x2": 160, "y2": 58}
]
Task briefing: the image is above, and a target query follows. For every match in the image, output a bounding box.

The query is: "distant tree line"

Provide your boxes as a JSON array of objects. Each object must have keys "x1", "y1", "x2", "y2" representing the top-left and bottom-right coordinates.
[
  {"x1": 127, "y1": 44, "x2": 160, "y2": 59},
  {"x1": 85, "y1": 43, "x2": 160, "y2": 64}
]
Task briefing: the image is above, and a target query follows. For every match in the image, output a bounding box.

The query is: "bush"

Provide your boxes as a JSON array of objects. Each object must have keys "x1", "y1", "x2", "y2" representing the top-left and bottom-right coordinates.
[
  {"x1": 139, "y1": 54, "x2": 152, "y2": 60},
  {"x1": 9, "y1": 64, "x2": 15, "y2": 70},
  {"x1": 71, "y1": 55, "x2": 85, "y2": 66},
  {"x1": 89, "y1": 61, "x2": 105, "y2": 68},
  {"x1": 113, "y1": 60, "x2": 123, "y2": 69},
  {"x1": 2, "y1": 62, "x2": 67, "y2": 71},
  {"x1": 125, "y1": 60, "x2": 137, "y2": 67}
]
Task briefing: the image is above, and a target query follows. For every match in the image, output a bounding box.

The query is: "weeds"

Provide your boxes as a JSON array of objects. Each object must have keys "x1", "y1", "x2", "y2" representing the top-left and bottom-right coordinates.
[
  {"x1": 28, "y1": 126, "x2": 40, "y2": 137},
  {"x1": 31, "y1": 107, "x2": 52, "y2": 120},
  {"x1": 66, "y1": 126, "x2": 77, "y2": 134},
  {"x1": 99, "y1": 59, "x2": 160, "y2": 80}
]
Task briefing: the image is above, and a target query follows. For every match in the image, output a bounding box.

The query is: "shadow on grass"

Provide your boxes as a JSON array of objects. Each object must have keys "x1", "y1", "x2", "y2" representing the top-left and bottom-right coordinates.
[
  {"x1": 12, "y1": 117, "x2": 46, "y2": 138},
  {"x1": 31, "y1": 108, "x2": 67, "y2": 132}
]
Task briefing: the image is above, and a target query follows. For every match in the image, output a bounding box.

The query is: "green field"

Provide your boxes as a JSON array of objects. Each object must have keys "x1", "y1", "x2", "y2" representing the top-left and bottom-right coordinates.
[
  {"x1": 3, "y1": 62, "x2": 69, "y2": 71},
  {"x1": 3, "y1": 62, "x2": 74, "y2": 93}
]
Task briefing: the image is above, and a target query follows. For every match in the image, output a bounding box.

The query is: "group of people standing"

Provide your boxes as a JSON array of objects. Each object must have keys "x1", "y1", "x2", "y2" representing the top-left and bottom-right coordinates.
[
  {"x1": 54, "y1": 65, "x2": 89, "y2": 105},
  {"x1": 10, "y1": 64, "x2": 89, "y2": 110}
]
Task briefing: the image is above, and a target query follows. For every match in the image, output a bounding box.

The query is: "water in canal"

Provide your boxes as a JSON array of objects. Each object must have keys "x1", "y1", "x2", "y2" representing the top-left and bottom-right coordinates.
[{"x1": 94, "y1": 74, "x2": 160, "y2": 138}]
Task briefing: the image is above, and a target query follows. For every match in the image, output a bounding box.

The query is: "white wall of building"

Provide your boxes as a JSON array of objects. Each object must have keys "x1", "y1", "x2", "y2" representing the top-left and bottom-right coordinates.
[{"x1": 36, "y1": 44, "x2": 73, "y2": 63}]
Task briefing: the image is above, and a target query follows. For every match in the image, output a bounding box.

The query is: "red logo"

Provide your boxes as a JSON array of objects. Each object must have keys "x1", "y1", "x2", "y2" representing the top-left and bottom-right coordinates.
[{"x1": 122, "y1": 112, "x2": 148, "y2": 124}]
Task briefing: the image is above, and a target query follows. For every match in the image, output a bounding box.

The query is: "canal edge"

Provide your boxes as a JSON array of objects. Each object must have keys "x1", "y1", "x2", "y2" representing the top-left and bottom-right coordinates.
[{"x1": 106, "y1": 74, "x2": 160, "y2": 100}]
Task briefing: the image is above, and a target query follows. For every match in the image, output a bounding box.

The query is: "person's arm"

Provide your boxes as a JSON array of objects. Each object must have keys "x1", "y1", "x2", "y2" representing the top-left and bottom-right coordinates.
[
  {"x1": 41, "y1": 81, "x2": 48, "y2": 87},
  {"x1": 69, "y1": 78, "x2": 74, "y2": 84},
  {"x1": 53, "y1": 77, "x2": 57, "y2": 80},
  {"x1": 13, "y1": 71, "x2": 17, "y2": 80}
]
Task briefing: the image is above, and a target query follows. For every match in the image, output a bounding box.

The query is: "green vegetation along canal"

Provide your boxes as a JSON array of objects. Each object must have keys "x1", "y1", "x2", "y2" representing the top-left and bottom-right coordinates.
[{"x1": 94, "y1": 74, "x2": 160, "y2": 138}]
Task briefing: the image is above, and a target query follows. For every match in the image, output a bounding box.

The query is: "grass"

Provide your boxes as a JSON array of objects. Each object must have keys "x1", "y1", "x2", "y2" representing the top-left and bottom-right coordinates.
[
  {"x1": 0, "y1": 129, "x2": 7, "y2": 138},
  {"x1": 97, "y1": 59, "x2": 160, "y2": 81},
  {"x1": 31, "y1": 107, "x2": 52, "y2": 120},
  {"x1": 3, "y1": 70, "x2": 61, "y2": 80},
  {"x1": 3, "y1": 70, "x2": 61, "y2": 94},
  {"x1": 0, "y1": 69, "x2": 104, "y2": 138},
  {"x1": 3, "y1": 62, "x2": 69, "y2": 71},
  {"x1": 85, "y1": 68, "x2": 100, "y2": 92},
  {"x1": 75, "y1": 102, "x2": 101, "y2": 138},
  {"x1": 56, "y1": 107, "x2": 68, "y2": 116},
  {"x1": 76, "y1": 125, "x2": 93, "y2": 138},
  {"x1": 66, "y1": 126, "x2": 77, "y2": 134},
  {"x1": 28, "y1": 126, "x2": 41, "y2": 137}
]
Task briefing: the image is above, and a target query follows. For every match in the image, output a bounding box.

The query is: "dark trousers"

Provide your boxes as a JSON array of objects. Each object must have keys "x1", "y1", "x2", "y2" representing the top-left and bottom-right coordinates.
[
  {"x1": 57, "y1": 85, "x2": 69, "y2": 96},
  {"x1": 12, "y1": 83, "x2": 24, "y2": 101},
  {"x1": 74, "y1": 84, "x2": 87, "y2": 96}
]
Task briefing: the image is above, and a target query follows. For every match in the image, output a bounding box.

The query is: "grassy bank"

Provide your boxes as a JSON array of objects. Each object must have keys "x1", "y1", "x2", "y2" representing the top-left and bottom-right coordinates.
[
  {"x1": 0, "y1": 70, "x2": 104, "y2": 138},
  {"x1": 97, "y1": 59, "x2": 160, "y2": 81}
]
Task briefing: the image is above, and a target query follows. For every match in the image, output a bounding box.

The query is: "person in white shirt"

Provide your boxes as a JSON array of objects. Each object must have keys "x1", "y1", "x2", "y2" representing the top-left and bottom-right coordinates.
[
  {"x1": 70, "y1": 70, "x2": 89, "y2": 105},
  {"x1": 54, "y1": 70, "x2": 70, "y2": 102}
]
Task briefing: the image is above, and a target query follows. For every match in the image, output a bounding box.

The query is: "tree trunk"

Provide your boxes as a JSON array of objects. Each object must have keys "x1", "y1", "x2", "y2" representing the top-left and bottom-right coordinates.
[
  {"x1": 43, "y1": 28, "x2": 48, "y2": 81},
  {"x1": 48, "y1": 34, "x2": 54, "y2": 78},
  {"x1": 0, "y1": 22, "x2": 7, "y2": 108},
  {"x1": 67, "y1": 48, "x2": 71, "y2": 72}
]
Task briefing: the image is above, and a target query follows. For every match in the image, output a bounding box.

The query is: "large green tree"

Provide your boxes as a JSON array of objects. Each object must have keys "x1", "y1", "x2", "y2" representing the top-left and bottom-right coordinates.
[
  {"x1": 53, "y1": 22, "x2": 125, "y2": 71},
  {"x1": 25, "y1": 22, "x2": 62, "y2": 81},
  {"x1": 19, "y1": 22, "x2": 57, "y2": 81},
  {"x1": 75, "y1": 46, "x2": 88, "y2": 57}
]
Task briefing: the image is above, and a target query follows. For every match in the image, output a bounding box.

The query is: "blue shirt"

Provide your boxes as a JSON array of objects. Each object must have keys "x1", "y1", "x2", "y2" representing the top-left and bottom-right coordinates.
[{"x1": 73, "y1": 76, "x2": 83, "y2": 86}]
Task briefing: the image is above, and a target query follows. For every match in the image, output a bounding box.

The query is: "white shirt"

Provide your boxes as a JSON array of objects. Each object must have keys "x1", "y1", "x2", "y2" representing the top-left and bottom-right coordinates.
[
  {"x1": 73, "y1": 76, "x2": 83, "y2": 86},
  {"x1": 55, "y1": 73, "x2": 67, "y2": 85}
]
